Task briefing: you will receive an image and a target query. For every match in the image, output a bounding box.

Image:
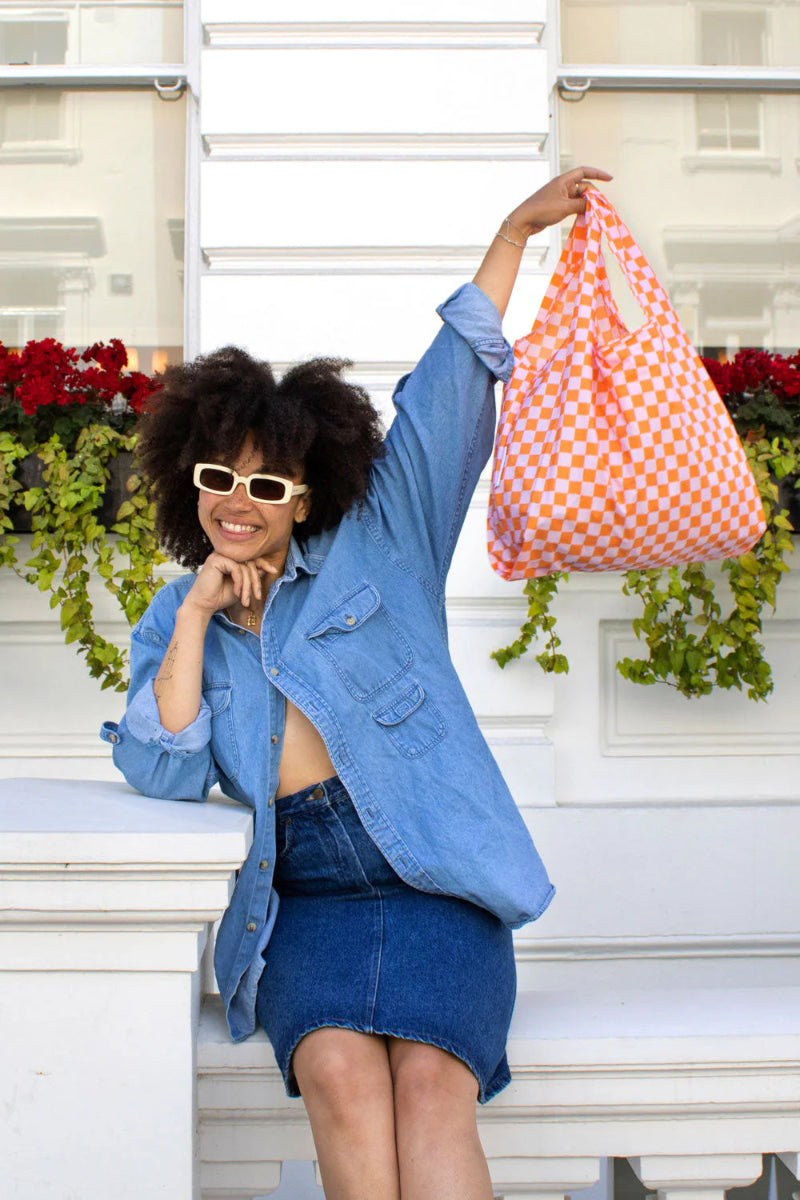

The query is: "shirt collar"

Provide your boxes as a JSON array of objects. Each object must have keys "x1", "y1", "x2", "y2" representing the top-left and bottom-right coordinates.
[
  {"x1": 284, "y1": 535, "x2": 323, "y2": 580},
  {"x1": 212, "y1": 535, "x2": 324, "y2": 630}
]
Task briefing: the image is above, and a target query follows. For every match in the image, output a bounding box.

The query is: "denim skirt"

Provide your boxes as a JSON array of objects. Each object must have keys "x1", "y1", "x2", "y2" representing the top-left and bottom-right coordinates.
[{"x1": 255, "y1": 776, "x2": 516, "y2": 1103}]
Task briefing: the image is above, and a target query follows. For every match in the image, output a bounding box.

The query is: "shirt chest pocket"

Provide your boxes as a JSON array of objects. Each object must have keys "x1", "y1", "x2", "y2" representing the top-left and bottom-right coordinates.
[{"x1": 305, "y1": 583, "x2": 412, "y2": 701}]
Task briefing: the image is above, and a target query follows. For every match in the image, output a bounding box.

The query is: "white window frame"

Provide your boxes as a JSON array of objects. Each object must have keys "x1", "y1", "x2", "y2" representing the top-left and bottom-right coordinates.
[
  {"x1": 550, "y1": 0, "x2": 800, "y2": 353},
  {"x1": 0, "y1": 0, "x2": 199, "y2": 354}
]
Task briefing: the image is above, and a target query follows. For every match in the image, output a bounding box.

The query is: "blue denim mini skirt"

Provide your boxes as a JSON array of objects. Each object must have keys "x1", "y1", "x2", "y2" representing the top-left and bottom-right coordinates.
[{"x1": 255, "y1": 776, "x2": 516, "y2": 1103}]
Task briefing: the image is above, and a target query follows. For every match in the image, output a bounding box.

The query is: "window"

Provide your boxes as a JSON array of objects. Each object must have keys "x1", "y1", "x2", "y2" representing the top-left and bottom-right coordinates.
[
  {"x1": 696, "y1": 92, "x2": 761, "y2": 151},
  {"x1": 699, "y1": 10, "x2": 766, "y2": 67},
  {"x1": 0, "y1": 2, "x2": 183, "y2": 66},
  {"x1": 697, "y1": 11, "x2": 765, "y2": 154},
  {"x1": 0, "y1": 2, "x2": 187, "y2": 367},
  {"x1": 557, "y1": 0, "x2": 800, "y2": 354},
  {"x1": 0, "y1": 17, "x2": 68, "y2": 65}
]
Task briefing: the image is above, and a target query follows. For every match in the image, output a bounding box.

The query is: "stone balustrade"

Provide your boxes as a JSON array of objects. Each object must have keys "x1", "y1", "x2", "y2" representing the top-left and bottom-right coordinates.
[
  {"x1": 3, "y1": 778, "x2": 800, "y2": 1200},
  {"x1": 0, "y1": 777, "x2": 251, "y2": 1200}
]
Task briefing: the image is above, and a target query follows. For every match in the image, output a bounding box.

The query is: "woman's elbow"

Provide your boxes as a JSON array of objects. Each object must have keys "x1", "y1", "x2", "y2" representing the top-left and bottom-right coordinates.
[{"x1": 112, "y1": 744, "x2": 212, "y2": 803}]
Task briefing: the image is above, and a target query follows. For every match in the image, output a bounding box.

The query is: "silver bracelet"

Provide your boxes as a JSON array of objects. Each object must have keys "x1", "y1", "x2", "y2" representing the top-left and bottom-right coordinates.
[{"x1": 495, "y1": 217, "x2": 527, "y2": 249}]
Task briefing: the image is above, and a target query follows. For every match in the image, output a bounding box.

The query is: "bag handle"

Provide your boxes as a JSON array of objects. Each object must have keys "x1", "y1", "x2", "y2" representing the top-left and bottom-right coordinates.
[{"x1": 581, "y1": 188, "x2": 674, "y2": 319}]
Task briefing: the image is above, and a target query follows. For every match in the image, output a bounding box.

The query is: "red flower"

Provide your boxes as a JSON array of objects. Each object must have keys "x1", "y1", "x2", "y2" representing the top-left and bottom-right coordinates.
[
  {"x1": 81, "y1": 339, "x2": 128, "y2": 374},
  {"x1": 1, "y1": 335, "x2": 158, "y2": 435},
  {"x1": 702, "y1": 357, "x2": 731, "y2": 398},
  {"x1": 0, "y1": 344, "x2": 21, "y2": 389},
  {"x1": 768, "y1": 356, "x2": 800, "y2": 399},
  {"x1": 120, "y1": 370, "x2": 160, "y2": 414}
]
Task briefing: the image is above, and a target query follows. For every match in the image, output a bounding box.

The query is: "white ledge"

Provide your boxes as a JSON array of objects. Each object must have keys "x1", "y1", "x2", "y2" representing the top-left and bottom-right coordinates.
[
  {"x1": 202, "y1": 131, "x2": 548, "y2": 161},
  {"x1": 201, "y1": 244, "x2": 548, "y2": 274},
  {"x1": 0, "y1": 777, "x2": 252, "y2": 869},
  {"x1": 203, "y1": 22, "x2": 545, "y2": 50}
]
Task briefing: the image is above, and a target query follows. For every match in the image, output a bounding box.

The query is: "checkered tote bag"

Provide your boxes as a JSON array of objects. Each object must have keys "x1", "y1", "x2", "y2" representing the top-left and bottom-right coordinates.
[{"x1": 487, "y1": 189, "x2": 766, "y2": 580}]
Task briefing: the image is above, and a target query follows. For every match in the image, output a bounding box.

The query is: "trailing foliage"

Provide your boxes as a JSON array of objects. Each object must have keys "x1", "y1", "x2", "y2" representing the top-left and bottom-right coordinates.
[
  {"x1": 493, "y1": 346, "x2": 800, "y2": 701},
  {"x1": 0, "y1": 426, "x2": 167, "y2": 692},
  {"x1": 616, "y1": 438, "x2": 794, "y2": 700},
  {"x1": 491, "y1": 572, "x2": 569, "y2": 675},
  {"x1": 492, "y1": 437, "x2": 797, "y2": 701}
]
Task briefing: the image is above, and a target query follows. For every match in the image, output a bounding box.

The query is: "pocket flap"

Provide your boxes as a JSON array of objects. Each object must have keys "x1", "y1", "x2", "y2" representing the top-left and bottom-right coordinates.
[
  {"x1": 307, "y1": 583, "x2": 380, "y2": 638},
  {"x1": 372, "y1": 682, "x2": 425, "y2": 727},
  {"x1": 203, "y1": 682, "x2": 232, "y2": 715}
]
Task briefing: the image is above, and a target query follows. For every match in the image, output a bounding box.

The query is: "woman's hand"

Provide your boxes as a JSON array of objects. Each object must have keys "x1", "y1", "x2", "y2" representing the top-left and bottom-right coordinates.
[
  {"x1": 183, "y1": 552, "x2": 278, "y2": 618},
  {"x1": 507, "y1": 166, "x2": 613, "y2": 239},
  {"x1": 472, "y1": 165, "x2": 612, "y2": 317}
]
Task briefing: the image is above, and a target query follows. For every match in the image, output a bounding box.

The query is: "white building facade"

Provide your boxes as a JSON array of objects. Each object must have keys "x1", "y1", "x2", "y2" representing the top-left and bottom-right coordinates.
[{"x1": 1, "y1": 2, "x2": 800, "y2": 1198}]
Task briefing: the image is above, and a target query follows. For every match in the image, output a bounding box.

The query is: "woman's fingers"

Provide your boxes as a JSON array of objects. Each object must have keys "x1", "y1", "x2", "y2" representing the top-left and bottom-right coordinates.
[
  {"x1": 255, "y1": 557, "x2": 279, "y2": 576},
  {"x1": 570, "y1": 166, "x2": 613, "y2": 208},
  {"x1": 248, "y1": 560, "x2": 262, "y2": 603},
  {"x1": 573, "y1": 166, "x2": 613, "y2": 183},
  {"x1": 240, "y1": 563, "x2": 252, "y2": 609},
  {"x1": 229, "y1": 562, "x2": 244, "y2": 604},
  {"x1": 509, "y1": 166, "x2": 614, "y2": 233},
  {"x1": 191, "y1": 552, "x2": 282, "y2": 616}
]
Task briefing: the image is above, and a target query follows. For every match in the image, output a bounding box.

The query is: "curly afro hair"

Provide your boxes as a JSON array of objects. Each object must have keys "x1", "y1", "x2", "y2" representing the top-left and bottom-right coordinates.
[{"x1": 135, "y1": 346, "x2": 386, "y2": 569}]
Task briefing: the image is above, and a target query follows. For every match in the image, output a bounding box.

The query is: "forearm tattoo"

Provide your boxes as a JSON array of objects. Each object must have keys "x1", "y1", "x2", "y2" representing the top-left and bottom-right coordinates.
[{"x1": 154, "y1": 642, "x2": 178, "y2": 700}]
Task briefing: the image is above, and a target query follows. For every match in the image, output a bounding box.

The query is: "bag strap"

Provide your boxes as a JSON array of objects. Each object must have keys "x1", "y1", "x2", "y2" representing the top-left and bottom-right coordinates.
[{"x1": 582, "y1": 188, "x2": 675, "y2": 319}]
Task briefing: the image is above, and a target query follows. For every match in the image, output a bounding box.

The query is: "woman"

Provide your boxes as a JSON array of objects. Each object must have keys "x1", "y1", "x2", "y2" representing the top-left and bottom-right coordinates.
[{"x1": 102, "y1": 166, "x2": 611, "y2": 1200}]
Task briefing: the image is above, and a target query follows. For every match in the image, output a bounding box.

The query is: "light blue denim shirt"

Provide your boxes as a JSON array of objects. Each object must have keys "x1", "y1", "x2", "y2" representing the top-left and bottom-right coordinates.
[{"x1": 101, "y1": 283, "x2": 555, "y2": 1042}]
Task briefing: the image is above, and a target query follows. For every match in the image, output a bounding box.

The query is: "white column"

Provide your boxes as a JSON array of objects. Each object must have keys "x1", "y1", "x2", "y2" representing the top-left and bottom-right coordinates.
[
  {"x1": 489, "y1": 1155, "x2": 602, "y2": 1200},
  {"x1": 0, "y1": 778, "x2": 252, "y2": 1200},
  {"x1": 628, "y1": 1154, "x2": 765, "y2": 1200}
]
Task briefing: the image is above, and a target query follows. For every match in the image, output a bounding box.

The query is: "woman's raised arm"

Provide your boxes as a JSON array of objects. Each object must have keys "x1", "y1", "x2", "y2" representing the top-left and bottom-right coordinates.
[{"x1": 472, "y1": 166, "x2": 612, "y2": 317}]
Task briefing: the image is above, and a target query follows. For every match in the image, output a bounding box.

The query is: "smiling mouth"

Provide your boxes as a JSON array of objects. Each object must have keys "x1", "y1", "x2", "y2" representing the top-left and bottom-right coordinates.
[{"x1": 218, "y1": 520, "x2": 261, "y2": 534}]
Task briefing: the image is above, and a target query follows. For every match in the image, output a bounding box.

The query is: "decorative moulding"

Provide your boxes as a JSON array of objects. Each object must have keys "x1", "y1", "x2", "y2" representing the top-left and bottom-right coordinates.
[
  {"x1": 201, "y1": 245, "x2": 548, "y2": 274},
  {"x1": 682, "y1": 155, "x2": 782, "y2": 175},
  {"x1": 202, "y1": 131, "x2": 548, "y2": 161},
  {"x1": 513, "y1": 932, "x2": 800, "y2": 965},
  {"x1": 203, "y1": 22, "x2": 545, "y2": 50},
  {"x1": 600, "y1": 619, "x2": 800, "y2": 757},
  {"x1": 198, "y1": 988, "x2": 800, "y2": 1187},
  {"x1": 199, "y1": 0, "x2": 547, "y2": 21}
]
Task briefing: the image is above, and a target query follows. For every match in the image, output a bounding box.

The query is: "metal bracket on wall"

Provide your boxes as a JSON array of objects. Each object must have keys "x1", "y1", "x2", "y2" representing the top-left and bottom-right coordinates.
[
  {"x1": 154, "y1": 78, "x2": 186, "y2": 101},
  {"x1": 558, "y1": 78, "x2": 592, "y2": 102}
]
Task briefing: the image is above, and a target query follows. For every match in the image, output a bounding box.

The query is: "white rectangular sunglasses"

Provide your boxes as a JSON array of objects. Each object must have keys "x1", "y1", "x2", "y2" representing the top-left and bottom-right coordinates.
[{"x1": 193, "y1": 463, "x2": 308, "y2": 504}]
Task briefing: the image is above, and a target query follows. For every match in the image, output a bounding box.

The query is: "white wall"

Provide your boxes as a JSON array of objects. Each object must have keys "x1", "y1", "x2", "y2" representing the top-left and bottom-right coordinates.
[{"x1": 2, "y1": 6, "x2": 799, "y2": 1006}]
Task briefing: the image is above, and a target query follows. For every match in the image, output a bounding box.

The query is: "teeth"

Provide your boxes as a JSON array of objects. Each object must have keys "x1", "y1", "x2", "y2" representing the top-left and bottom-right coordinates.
[{"x1": 220, "y1": 521, "x2": 259, "y2": 533}]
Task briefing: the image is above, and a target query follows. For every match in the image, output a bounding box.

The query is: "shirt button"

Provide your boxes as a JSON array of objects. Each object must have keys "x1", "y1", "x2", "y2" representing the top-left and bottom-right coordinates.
[
  {"x1": 237, "y1": 628, "x2": 246, "y2": 637},
  {"x1": 246, "y1": 922, "x2": 256, "y2": 932},
  {"x1": 345, "y1": 615, "x2": 356, "y2": 626},
  {"x1": 271, "y1": 735, "x2": 279, "y2": 744},
  {"x1": 259, "y1": 859, "x2": 269, "y2": 870},
  {"x1": 107, "y1": 732, "x2": 119, "y2": 744},
  {"x1": 268, "y1": 794, "x2": 275, "y2": 807},
  {"x1": 270, "y1": 667, "x2": 279, "y2": 677}
]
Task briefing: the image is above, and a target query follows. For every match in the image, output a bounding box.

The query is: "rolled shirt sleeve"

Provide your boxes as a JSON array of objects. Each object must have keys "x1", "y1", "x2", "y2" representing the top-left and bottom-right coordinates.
[
  {"x1": 102, "y1": 678, "x2": 213, "y2": 758},
  {"x1": 436, "y1": 282, "x2": 514, "y2": 383}
]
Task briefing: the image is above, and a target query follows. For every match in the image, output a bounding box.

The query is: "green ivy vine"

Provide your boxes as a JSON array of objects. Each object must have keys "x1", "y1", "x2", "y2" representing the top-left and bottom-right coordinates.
[
  {"x1": 0, "y1": 426, "x2": 166, "y2": 692},
  {"x1": 492, "y1": 438, "x2": 796, "y2": 701}
]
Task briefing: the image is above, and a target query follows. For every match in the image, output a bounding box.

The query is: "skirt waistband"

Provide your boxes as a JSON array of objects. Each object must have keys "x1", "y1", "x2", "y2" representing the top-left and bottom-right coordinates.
[{"x1": 275, "y1": 775, "x2": 346, "y2": 816}]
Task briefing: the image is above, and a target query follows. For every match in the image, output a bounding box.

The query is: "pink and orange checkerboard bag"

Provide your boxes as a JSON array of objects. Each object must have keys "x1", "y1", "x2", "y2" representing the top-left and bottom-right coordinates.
[{"x1": 487, "y1": 189, "x2": 766, "y2": 580}]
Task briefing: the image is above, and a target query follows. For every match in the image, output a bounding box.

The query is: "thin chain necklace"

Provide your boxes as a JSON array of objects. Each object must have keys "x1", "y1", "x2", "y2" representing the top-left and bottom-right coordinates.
[{"x1": 226, "y1": 602, "x2": 261, "y2": 629}]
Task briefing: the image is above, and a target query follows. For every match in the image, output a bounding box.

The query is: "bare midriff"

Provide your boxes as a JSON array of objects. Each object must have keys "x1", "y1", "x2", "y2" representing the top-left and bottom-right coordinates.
[{"x1": 276, "y1": 698, "x2": 337, "y2": 798}]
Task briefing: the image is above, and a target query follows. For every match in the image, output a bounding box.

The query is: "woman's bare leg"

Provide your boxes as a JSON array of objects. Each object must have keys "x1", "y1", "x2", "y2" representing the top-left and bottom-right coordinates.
[
  {"x1": 292, "y1": 1027, "x2": 400, "y2": 1200},
  {"x1": 389, "y1": 1039, "x2": 494, "y2": 1200}
]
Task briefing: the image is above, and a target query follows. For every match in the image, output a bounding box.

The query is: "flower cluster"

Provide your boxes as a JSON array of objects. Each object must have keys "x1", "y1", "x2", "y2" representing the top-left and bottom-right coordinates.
[
  {"x1": 702, "y1": 348, "x2": 800, "y2": 440},
  {"x1": 0, "y1": 337, "x2": 159, "y2": 450}
]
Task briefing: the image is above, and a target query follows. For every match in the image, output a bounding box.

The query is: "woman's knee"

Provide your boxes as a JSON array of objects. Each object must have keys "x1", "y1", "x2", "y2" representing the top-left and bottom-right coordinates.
[
  {"x1": 292, "y1": 1027, "x2": 392, "y2": 1118},
  {"x1": 389, "y1": 1040, "x2": 480, "y2": 1126}
]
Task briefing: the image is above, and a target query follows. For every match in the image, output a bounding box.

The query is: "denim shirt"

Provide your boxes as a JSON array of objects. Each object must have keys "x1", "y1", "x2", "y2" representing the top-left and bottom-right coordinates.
[{"x1": 100, "y1": 283, "x2": 555, "y2": 1043}]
